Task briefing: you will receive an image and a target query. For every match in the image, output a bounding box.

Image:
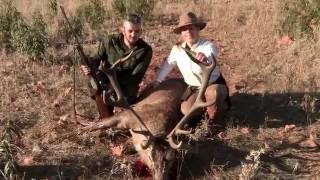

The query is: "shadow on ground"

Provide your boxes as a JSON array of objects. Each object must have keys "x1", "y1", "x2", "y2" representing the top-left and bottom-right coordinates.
[
  {"x1": 229, "y1": 92, "x2": 319, "y2": 128},
  {"x1": 9, "y1": 153, "x2": 114, "y2": 179},
  {"x1": 179, "y1": 139, "x2": 248, "y2": 178}
]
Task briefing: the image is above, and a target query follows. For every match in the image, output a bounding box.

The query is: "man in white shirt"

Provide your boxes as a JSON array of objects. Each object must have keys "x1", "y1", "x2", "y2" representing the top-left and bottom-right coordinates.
[{"x1": 156, "y1": 12, "x2": 230, "y2": 130}]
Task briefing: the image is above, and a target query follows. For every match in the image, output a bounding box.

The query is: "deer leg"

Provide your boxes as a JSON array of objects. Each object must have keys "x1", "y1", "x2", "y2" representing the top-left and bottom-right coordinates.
[{"x1": 81, "y1": 118, "x2": 119, "y2": 132}]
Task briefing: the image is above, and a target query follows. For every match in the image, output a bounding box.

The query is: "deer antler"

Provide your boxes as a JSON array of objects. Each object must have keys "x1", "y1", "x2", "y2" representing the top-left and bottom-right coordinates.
[
  {"x1": 167, "y1": 47, "x2": 217, "y2": 149},
  {"x1": 99, "y1": 48, "x2": 155, "y2": 148},
  {"x1": 102, "y1": 48, "x2": 144, "y2": 107}
]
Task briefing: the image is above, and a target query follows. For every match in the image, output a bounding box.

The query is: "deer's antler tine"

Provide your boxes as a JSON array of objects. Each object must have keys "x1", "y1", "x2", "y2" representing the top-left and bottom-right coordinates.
[
  {"x1": 102, "y1": 52, "x2": 134, "y2": 108},
  {"x1": 103, "y1": 48, "x2": 146, "y2": 108},
  {"x1": 175, "y1": 129, "x2": 192, "y2": 135},
  {"x1": 166, "y1": 50, "x2": 218, "y2": 149},
  {"x1": 109, "y1": 48, "x2": 145, "y2": 70},
  {"x1": 167, "y1": 136, "x2": 183, "y2": 149},
  {"x1": 130, "y1": 129, "x2": 152, "y2": 136},
  {"x1": 104, "y1": 70, "x2": 129, "y2": 108},
  {"x1": 110, "y1": 50, "x2": 134, "y2": 70}
]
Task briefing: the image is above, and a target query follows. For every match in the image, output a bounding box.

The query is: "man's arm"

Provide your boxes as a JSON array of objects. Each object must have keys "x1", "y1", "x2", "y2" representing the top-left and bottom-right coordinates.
[
  {"x1": 80, "y1": 40, "x2": 109, "y2": 75},
  {"x1": 155, "y1": 59, "x2": 175, "y2": 83},
  {"x1": 131, "y1": 47, "x2": 153, "y2": 84},
  {"x1": 155, "y1": 46, "x2": 177, "y2": 83}
]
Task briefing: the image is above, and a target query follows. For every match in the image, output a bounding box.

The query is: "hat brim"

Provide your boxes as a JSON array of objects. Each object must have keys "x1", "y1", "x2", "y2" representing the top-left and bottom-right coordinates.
[{"x1": 173, "y1": 22, "x2": 207, "y2": 34}]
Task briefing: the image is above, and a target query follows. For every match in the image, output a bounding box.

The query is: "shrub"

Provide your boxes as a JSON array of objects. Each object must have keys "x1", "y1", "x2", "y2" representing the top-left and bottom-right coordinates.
[
  {"x1": 48, "y1": 0, "x2": 58, "y2": 17},
  {"x1": 76, "y1": 0, "x2": 106, "y2": 30},
  {"x1": 0, "y1": 120, "x2": 22, "y2": 180},
  {"x1": 0, "y1": 0, "x2": 21, "y2": 52},
  {"x1": 0, "y1": 1, "x2": 49, "y2": 60},
  {"x1": 278, "y1": 0, "x2": 320, "y2": 38},
  {"x1": 112, "y1": 0, "x2": 155, "y2": 20},
  {"x1": 11, "y1": 11, "x2": 49, "y2": 61}
]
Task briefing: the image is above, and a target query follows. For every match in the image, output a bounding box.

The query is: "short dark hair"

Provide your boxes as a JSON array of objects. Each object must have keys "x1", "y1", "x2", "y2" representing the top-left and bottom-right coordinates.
[{"x1": 124, "y1": 13, "x2": 142, "y2": 24}]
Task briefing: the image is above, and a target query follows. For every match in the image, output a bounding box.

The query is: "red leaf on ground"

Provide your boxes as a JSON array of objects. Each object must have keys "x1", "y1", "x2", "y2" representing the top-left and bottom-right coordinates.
[
  {"x1": 240, "y1": 127, "x2": 250, "y2": 134},
  {"x1": 31, "y1": 81, "x2": 45, "y2": 93},
  {"x1": 299, "y1": 134, "x2": 318, "y2": 148},
  {"x1": 59, "y1": 114, "x2": 69, "y2": 121},
  {"x1": 217, "y1": 132, "x2": 227, "y2": 139},
  {"x1": 58, "y1": 65, "x2": 67, "y2": 76},
  {"x1": 284, "y1": 124, "x2": 296, "y2": 132},
  {"x1": 110, "y1": 145, "x2": 124, "y2": 157},
  {"x1": 52, "y1": 87, "x2": 72, "y2": 107},
  {"x1": 21, "y1": 155, "x2": 34, "y2": 165},
  {"x1": 277, "y1": 35, "x2": 293, "y2": 45}
]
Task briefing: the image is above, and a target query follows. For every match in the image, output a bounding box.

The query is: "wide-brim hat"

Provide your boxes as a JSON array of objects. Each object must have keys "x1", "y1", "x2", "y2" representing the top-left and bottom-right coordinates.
[{"x1": 173, "y1": 12, "x2": 206, "y2": 34}]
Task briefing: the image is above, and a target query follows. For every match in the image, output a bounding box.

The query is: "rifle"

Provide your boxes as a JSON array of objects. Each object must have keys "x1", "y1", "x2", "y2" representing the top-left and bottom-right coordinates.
[{"x1": 60, "y1": 6, "x2": 109, "y2": 92}]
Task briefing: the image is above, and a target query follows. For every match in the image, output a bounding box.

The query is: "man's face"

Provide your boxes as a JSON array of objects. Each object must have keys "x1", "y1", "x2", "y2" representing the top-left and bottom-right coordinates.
[
  {"x1": 122, "y1": 21, "x2": 142, "y2": 46},
  {"x1": 180, "y1": 25, "x2": 200, "y2": 45}
]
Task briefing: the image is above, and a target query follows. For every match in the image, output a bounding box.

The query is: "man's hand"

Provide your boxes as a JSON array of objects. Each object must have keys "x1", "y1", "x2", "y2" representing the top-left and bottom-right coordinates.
[
  {"x1": 195, "y1": 52, "x2": 208, "y2": 63},
  {"x1": 80, "y1": 65, "x2": 91, "y2": 75}
]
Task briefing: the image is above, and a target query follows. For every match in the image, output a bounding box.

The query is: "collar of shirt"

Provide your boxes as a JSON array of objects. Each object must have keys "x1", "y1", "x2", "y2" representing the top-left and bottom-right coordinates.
[{"x1": 181, "y1": 39, "x2": 203, "y2": 52}]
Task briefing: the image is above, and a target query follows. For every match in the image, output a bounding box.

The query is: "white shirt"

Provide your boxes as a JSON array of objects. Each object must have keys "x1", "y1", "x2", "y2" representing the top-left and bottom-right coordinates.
[{"x1": 156, "y1": 39, "x2": 220, "y2": 87}]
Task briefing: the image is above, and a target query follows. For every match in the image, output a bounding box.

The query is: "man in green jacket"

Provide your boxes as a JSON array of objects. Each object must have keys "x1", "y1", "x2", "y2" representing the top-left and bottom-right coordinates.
[{"x1": 81, "y1": 13, "x2": 153, "y2": 118}]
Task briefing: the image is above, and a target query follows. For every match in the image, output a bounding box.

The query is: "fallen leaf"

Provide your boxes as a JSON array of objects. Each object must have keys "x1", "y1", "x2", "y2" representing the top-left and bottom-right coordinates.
[
  {"x1": 299, "y1": 134, "x2": 318, "y2": 148},
  {"x1": 110, "y1": 145, "x2": 124, "y2": 157},
  {"x1": 58, "y1": 65, "x2": 67, "y2": 76},
  {"x1": 284, "y1": 124, "x2": 296, "y2": 132},
  {"x1": 63, "y1": 87, "x2": 72, "y2": 96},
  {"x1": 277, "y1": 35, "x2": 293, "y2": 45},
  {"x1": 52, "y1": 87, "x2": 72, "y2": 107},
  {"x1": 58, "y1": 114, "x2": 69, "y2": 126},
  {"x1": 21, "y1": 155, "x2": 34, "y2": 165},
  {"x1": 32, "y1": 144, "x2": 42, "y2": 155},
  {"x1": 31, "y1": 81, "x2": 45, "y2": 93},
  {"x1": 240, "y1": 127, "x2": 250, "y2": 134},
  {"x1": 59, "y1": 114, "x2": 69, "y2": 121},
  {"x1": 217, "y1": 132, "x2": 227, "y2": 139}
]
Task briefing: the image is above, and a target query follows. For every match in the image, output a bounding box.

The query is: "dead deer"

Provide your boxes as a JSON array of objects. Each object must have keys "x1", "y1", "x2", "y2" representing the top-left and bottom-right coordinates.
[{"x1": 79, "y1": 47, "x2": 217, "y2": 179}]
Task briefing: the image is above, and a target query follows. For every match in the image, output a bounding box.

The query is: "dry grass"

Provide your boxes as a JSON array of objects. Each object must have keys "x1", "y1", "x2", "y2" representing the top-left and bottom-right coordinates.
[{"x1": 1, "y1": 0, "x2": 320, "y2": 179}]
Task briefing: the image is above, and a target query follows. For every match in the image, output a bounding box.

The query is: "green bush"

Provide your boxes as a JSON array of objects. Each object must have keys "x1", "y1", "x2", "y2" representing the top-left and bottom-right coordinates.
[
  {"x1": 0, "y1": 1, "x2": 49, "y2": 60},
  {"x1": 11, "y1": 11, "x2": 49, "y2": 61},
  {"x1": 48, "y1": 0, "x2": 58, "y2": 17},
  {"x1": 278, "y1": 0, "x2": 320, "y2": 38},
  {"x1": 0, "y1": 0, "x2": 21, "y2": 52},
  {"x1": 76, "y1": 0, "x2": 106, "y2": 30},
  {"x1": 0, "y1": 120, "x2": 22, "y2": 180},
  {"x1": 112, "y1": 0, "x2": 155, "y2": 20}
]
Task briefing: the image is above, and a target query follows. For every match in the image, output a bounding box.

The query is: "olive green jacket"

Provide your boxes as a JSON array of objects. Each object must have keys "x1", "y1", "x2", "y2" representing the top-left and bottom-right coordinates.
[{"x1": 90, "y1": 33, "x2": 153, "y2": 101}]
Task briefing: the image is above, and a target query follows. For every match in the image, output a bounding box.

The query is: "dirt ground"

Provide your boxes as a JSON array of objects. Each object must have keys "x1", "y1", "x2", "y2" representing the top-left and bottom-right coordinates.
[{"x1": 1, "y1": 0, "x2": 320, "y2": 179}]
